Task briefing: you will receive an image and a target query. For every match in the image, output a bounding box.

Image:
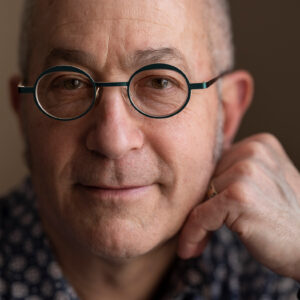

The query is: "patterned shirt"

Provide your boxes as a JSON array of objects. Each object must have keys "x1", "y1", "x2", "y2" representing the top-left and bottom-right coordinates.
[{"x1": 0, "y1": 178, "x2": 299, "y2": 299}]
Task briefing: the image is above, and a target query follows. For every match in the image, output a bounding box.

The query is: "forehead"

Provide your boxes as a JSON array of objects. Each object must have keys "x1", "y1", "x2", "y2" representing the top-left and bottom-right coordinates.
[
  {"x1": 37, "y1": 0, "x2": 203, "y2": 30},
  {"x1": 31, "y1": 0, "x2": 209, "y2": 76}
]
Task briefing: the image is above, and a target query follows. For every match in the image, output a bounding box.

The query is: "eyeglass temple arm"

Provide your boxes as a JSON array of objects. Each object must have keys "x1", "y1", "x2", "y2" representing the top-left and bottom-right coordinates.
[
  {"x1": 18, "y1": 86, "x2": 34, "y2": 94},
  {"x1": 189, "y1": 71, "x2": 230, "y2": 90}
]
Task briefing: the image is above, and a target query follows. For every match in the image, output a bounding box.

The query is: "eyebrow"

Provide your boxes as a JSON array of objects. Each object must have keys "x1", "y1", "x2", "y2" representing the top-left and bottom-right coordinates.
[
  {"x1": 44, "y1": 48, "x2": 96, "y2": 70},
  {"x1": 44, "y1": 47, "x2": 191, "y2": 75},
  {"x1": 128, "y1": 48, "x2": 190, "y2": 72}
]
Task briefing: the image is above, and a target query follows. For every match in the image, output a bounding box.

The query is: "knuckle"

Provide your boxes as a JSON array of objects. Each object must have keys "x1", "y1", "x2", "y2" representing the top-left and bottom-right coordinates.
[
  {"x1": 246, "y1": 141, "x2": 268, "y2": 158},
  {"x1": 234, "y1": 160, "x2": 257, "y2": 178},
  {"x1": 224, "y1": 182, "x2": 242, "y2": 200},
  {"x1": 246, "y1": 135, "x2": 284, "y2": 171},
  {"x1": 224, "y1": 182, "x2": 251, "y2": 205},
  {"x1": 255, "y1": 132, "x2": 280, "y2": 147}
]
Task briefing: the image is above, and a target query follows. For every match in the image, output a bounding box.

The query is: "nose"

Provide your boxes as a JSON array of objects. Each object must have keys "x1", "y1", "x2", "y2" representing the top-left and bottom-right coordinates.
[{"x1": 86, "y1": 87, "x2": 144, "y2": 160}]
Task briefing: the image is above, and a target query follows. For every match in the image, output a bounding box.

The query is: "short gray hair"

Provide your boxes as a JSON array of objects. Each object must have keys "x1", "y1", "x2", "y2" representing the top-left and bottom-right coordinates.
[
  {"x1": 203, "y1": 0, "x2": 235, "y2": 74},
  {"x1": 18, "y1": 0, "x2": 234, "y2": 79}
]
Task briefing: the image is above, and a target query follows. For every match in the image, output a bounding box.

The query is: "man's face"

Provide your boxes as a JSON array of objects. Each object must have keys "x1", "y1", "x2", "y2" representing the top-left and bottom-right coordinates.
[{"x1": 21, "y1": 0, "x2": 221, "y2": 259}]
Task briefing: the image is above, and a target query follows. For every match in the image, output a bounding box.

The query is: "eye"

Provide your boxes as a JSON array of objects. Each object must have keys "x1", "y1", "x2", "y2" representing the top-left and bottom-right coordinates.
[
  {"x1": 50, "y1": 76, "x2": 90, "y2": 91},
  {"x1": 63, "y1": 78, "x2": 83, "y2": 90},
  {"x1": 58, "y1": 78, "x2": 87, "y2": 90},
  {"x1": 150, "y1": 78, "x2": 172, "y2": 89}
]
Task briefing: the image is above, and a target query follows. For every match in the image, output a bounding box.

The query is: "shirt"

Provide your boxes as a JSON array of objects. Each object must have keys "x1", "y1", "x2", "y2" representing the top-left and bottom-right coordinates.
[{"x1": 1, "y1": 178, "x2": 299, "y2": 300}]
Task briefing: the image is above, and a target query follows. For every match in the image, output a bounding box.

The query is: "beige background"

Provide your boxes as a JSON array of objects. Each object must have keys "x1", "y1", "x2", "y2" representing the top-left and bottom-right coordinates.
[{"x1": 0, "y1": 1, "x2": 299, "y2": 195}]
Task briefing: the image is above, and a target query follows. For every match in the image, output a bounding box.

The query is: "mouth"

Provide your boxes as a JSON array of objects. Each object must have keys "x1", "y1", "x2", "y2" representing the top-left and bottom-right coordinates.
[{"x1": 75, "y1": 183, "x2": 154, "y2": 202}]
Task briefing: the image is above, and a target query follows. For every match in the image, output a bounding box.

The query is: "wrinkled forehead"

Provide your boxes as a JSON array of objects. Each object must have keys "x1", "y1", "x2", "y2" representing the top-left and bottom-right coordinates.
[
  {"x1": 36, "y1": 0, "x2": 204, "y2": 27},
  {"x1": 30, "y1": 0, "x2": 210, "y2": 77}
]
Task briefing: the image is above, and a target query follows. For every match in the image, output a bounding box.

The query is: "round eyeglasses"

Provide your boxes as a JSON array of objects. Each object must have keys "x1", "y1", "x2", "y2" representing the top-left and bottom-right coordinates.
[{"x1": 18, "y1": 63, "x2": 226, "y2": 121}]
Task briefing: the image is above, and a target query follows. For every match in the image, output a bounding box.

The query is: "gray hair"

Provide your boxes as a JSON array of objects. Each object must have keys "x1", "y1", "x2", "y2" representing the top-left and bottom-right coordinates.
[
  {"x1": 18, "y1": 0, "x2": 234, "y2": 80},
  {"x1": 203, "y1": 0, "x2": 235, "y2": 74}
]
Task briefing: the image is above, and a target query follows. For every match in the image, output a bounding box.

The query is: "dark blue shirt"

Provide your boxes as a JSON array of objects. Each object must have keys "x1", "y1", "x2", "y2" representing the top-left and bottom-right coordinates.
[{"x1": 0, "y1": 179, "x2": 299, "y2": 299}]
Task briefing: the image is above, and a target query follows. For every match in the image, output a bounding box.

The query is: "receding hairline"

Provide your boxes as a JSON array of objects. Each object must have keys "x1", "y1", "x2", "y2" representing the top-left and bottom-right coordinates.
[{"x1": 19, "y1": 0, "x2": 234, "y2": 79}]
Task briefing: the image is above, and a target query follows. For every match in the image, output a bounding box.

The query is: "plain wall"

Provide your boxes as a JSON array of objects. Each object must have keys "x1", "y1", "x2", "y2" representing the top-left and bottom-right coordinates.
[
  {"x1": 0, "y1": 1, "x2": 27, "y2": 194},
  {"x1": 232, "y1": 1, "x2": 300, "y2": 169},
  {"x1": 0, "y1": 1, "x2": 299, "y2": 195}
]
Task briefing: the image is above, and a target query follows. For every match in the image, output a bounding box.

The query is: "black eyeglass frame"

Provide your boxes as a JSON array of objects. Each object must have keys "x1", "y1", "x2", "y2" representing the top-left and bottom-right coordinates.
[{"x1": 18, "y1": 63, "x2": 228, "y2": 121}]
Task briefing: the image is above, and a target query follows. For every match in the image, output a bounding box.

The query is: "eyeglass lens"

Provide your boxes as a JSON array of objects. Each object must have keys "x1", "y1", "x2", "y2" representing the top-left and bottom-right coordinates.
[
  {"x1": 36, "y1": 71, "x2": 95, "y2": 119},
  {"x1": 129, "y1": 68, "x2": 188, "y2": 118}
]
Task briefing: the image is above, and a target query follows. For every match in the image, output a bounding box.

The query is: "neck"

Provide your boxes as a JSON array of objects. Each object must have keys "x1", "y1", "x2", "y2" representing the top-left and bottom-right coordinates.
[{"x1": 45, "y1": 227, "x2": 178, "y2": 300}]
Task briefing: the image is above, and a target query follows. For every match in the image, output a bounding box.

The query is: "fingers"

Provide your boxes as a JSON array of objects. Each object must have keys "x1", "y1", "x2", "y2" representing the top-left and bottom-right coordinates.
[
  {"x1": 213, "y1": 133, "x2": 299, "y2": 207},
  {"x1": 177, "y1": 231, "x2": 211, "y2": 259},
  {"x1": 177, "y1": 193, "x2": 238, "y2": 259},
  {"x1": 215, "y1": 133, "x2": 285, "y2": 177},
  {"x1": 213, "y1": 159, "x2": 275, "y2": 199}
]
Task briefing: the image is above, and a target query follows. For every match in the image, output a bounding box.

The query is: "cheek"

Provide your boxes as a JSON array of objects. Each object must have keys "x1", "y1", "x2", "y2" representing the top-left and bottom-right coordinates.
[
  {"x1": 24, "y1": 108, "x2": 80, "y2": 186},
  {"x1": 147, "y1": 105, "x2": 217, "y2": 217},
  {"x1": 154, "y1": 101, "x2": 217, "y2": 169}
]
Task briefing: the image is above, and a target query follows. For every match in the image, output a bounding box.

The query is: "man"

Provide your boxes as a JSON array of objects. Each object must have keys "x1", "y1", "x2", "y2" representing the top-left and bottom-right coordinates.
[{"x1": 1, "y1": 0, "x2": 300, "y2": 299}]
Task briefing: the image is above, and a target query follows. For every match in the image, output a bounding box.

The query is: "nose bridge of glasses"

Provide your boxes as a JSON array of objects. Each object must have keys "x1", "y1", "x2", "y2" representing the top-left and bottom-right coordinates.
[
  {"x1": 95, "y1": 82, "x2": 128, "y2": 88},
  {"x1": 94, "y1": 81, "x2": 129, "y2": 106}
]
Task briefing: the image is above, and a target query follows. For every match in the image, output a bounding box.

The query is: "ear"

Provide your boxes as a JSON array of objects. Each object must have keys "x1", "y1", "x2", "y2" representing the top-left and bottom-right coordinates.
[
  {"x1": 9, "y1": 75, "x2": 26, "y2": 133},
  {"x1": 9, "y1": 75, "x2": 23, "y2": 115},
  {"x1": 220, "y1": 70, "x2": 254, "y2": 149}
]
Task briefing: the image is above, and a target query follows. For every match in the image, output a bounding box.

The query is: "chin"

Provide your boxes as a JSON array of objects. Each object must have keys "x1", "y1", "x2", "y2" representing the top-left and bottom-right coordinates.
[{"x1": 74, "y1": 215, "x2": 175, "y2": 261}]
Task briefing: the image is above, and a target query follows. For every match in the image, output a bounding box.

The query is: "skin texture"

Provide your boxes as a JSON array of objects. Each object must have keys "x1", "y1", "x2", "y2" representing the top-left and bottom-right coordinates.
[{"x1": 10, "y1": 0, "x2": 300, "y2": 299}]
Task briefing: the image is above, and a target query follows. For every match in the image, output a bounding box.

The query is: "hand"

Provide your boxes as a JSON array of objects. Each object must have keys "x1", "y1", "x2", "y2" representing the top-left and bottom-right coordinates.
[{"x1": 177, "y1": 133, "x2": 300, "y2": 281}]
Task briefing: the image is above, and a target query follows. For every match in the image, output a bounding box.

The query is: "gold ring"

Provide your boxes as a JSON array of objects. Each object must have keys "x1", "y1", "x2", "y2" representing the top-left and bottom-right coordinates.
[{"x1": 207, "y1": 182, "x2": 218, "y2": 199}]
